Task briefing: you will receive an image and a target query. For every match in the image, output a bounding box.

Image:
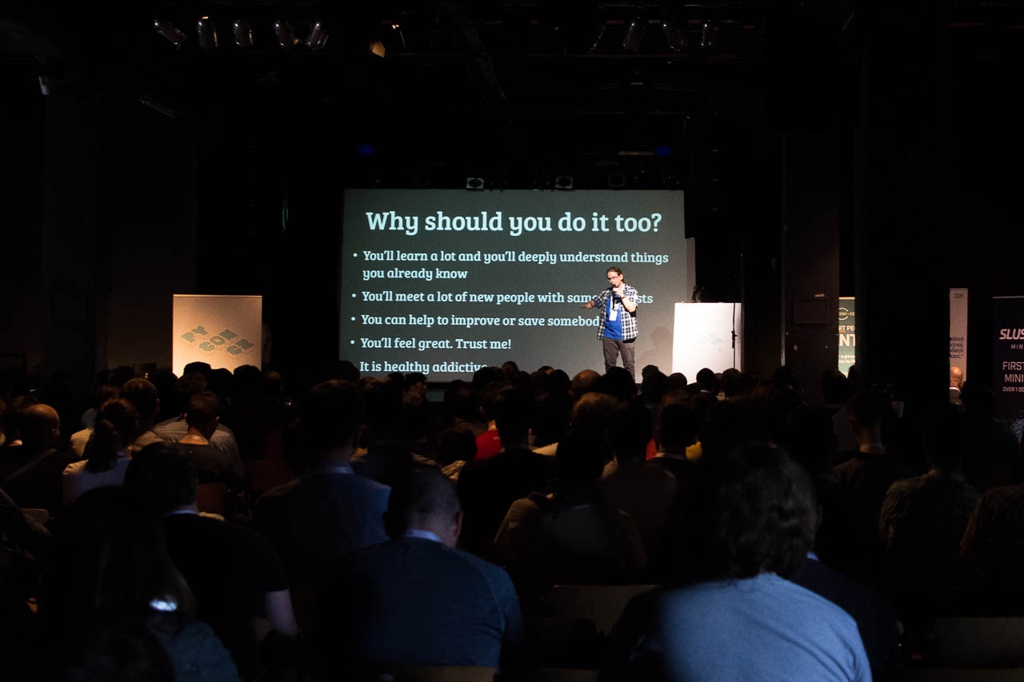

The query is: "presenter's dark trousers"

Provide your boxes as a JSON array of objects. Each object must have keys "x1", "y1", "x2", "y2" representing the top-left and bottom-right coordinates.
[{"x1": 602, "y1": 337, "x2": 636, "y2": 381}]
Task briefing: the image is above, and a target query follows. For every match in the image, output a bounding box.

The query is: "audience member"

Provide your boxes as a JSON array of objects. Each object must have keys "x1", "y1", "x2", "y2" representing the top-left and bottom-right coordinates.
[
  {"x1": 1, "y1": 401, "x2": 70, "y2": 514},
  {"x1": 313, "y1": 467, "x2": 524, "y2": 674},
  {"x1": 63, "y1": 398, "x2": 139, "y2": 507},
  {"x1": 253, "y1": 380, "x2": 389, "y2": 617},
  {"x1": 125, "y1": 444, "x2": 295, "y2": 679},
  {"x1": 605, "y1": 444, "x2": 870, "y2": 681}
]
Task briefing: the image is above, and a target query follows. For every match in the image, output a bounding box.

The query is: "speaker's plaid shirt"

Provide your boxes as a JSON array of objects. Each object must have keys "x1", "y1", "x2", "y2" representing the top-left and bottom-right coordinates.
[{"x1": 590, "y1": 283, "x2": 639, "y2": 341}]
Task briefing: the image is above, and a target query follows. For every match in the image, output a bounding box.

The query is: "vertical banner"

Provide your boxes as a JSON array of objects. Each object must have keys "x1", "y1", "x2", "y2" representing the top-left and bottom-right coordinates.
[
  {"x1": 838, "y1": 296, "x2": 856, "y2": 376},
  {"x1": 950, "y1": 288, "x2": 968, "y2": 382},
  {"x1": 172, "y1": 295, "x2": 262, "y2": 377},
  {"x1": 992, "y1": 296, "x2": 1024, "y2": 440},
  {"x1": 672, "y1": 302, "x2": 742, "y2": 381}
]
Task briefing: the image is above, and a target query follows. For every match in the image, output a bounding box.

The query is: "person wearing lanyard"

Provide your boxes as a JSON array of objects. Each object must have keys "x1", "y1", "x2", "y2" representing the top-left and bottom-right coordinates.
[{"x1": 580, "y1": 266, "x2": 640, "y2": 381}]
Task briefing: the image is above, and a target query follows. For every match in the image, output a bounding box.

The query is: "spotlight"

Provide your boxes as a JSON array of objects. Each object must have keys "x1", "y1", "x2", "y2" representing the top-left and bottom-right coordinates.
[
  {"x1": 154, "y1": 20, "x2": 187, "y2": 48},
  {"x1": 622, "y1": 17, "x2": 645, "y2": 53},
  {"x1": 653, "y1": 146, "x2": 672, "y2": 158},
  {"x1": 554, "y1": 175, "x2": 574, "y2": 191},
  {"x1": 661, "y1": 21, "x2": 686, "y2": 51},
  {"x1": 274, "y1": 21, "x2": 300, "y2": 49},
  {"x1": 233, "y1": 21, "x2": 254, "y2": 48},
  {"x1": 700, "y1": 21, "x2": 718, "y2": 49},
  {"x1": 197, "y1": 17, "x2": 219, "y2": 51},
  {"x1": 465, "y1": 177, "x2": 485, "y2": 191},
  {"x1": 356, "y1": 144, "x2": 376, "y2": 157},
  {"x1": 307, "y1": 21, "x2": 329, "y2": 51}
]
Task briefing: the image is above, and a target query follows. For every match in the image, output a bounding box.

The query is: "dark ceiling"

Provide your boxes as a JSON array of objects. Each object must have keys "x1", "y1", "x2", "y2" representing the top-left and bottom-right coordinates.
[{"x1": 3, "y1": 1, "x2": 1024, "y2": 190}]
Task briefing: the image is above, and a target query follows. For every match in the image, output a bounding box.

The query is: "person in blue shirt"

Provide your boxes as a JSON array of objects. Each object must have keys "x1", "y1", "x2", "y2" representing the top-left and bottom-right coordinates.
[{"x1": 581, "y1": 266, "x2": 640, "y2": 380}]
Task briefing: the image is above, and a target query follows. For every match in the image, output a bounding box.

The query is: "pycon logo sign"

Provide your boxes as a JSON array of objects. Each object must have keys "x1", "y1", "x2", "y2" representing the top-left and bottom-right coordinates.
[{"x1": 180, "y1": 326, "x2": 257, "y2": 358}]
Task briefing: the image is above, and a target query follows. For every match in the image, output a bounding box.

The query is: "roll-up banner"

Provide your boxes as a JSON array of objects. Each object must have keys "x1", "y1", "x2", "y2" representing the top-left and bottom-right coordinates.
[
  {"x1": 838, "y1": 297, "x2": 856, "y2": 376},
  {"x1": 950, "y1": 288, "x2": 968, "y2": 382},
  {"x1": 992, "y1": 295, "x2": 1024, "y2": 440},
  {"x1": 172, "y1": 295, "x2": 262, "y2": 377}
]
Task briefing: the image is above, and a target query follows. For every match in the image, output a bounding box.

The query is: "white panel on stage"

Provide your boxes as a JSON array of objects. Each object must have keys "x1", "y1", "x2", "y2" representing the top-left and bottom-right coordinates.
[
  {"x1": 672, "y1": 302, "x2": 742, "y2": 380},
  {"x1": 172, "y1": 295, "x2": 262, "y2": 376}
]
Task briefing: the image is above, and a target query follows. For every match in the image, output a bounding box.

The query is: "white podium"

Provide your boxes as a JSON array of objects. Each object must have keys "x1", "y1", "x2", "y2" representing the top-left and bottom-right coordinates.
[{"x1": 671, "y1": 302, "x2": 742, "y2": 380}]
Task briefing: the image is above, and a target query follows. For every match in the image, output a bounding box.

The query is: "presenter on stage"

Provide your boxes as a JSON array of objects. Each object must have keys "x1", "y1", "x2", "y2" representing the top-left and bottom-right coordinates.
[{"x1": 580, "y1": 266, "x2": 639, "y2": 380}]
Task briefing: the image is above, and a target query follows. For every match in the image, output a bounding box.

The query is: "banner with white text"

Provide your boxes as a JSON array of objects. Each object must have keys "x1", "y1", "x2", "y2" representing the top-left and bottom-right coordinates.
[
  {"x1": 838, "y1": 296, "x2": 856, "y2": 376},
  {"x1": 992, "y1": 296, "x2": 1024, "y2": 441},
  {"x1": 950, "y1": 288, "x2": 968, "y2": 382}
]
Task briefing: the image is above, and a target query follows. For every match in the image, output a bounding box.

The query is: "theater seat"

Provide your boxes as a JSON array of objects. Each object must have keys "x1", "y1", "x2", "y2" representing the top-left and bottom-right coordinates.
[{"x1": 339, "y1": 665, "x2": 497, "y2": 681}]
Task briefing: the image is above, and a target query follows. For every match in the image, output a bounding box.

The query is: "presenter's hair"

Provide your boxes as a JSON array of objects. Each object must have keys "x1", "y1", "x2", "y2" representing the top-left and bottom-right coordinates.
[
  {"x1": 676, "y1": 443, "x2": 816, "y2": 582},
  {"x1": 606, "y1": 266, "x2": 624, "y2": 276}
]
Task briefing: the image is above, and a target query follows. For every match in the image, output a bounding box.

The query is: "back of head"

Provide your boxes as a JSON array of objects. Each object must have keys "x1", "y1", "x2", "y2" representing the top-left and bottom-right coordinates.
[
  {"x1": 656, "y1": 400, "x2": 699, "y2": 453},
  {"x1": 786, "y1": 404, "x2": 837, "y2": 476},
  {"x1": 950, "y1": 366, "x2": 964, "y2": 389},
  {"x1": 608, "y1": 400, "x2": 654, "y2": 462},
  {"x1": 820, "y1": 369, "x2": 851, "y2": 406},
  {"x1": 232, "y1": 364, "x2": 263, "y2": 393},
  {"x1": 571, "y1": 391, "x2": 617, "y2": 433},
  {"x1": 385, "y1": 466, "x2": 461, "y2": 538},
  {"x1": 472, "y1": 366, "x2": 503, "y2": 392},
  {"x1": 640, "y1": 370, "x2": 669, "y2": 405},
  {"x1": 720, "y1": 368, "x2": 747, "y2": 399},
  {"x1": 363, "y1": 378, "x2": 403, "y2": 435},
  {"x1": 302, "y1": 380, "x2": 364, "y2": 453},
  {"x1": 555, "y1": 427, "x2": 612, "y2": 481},
  {"x1": 20, "y1": 402, "x2": 60, "y2": 451},
  {"x1": 120, "y1": 378, "x2": 159, "y2": 420},
  {"x1": 443, "y1": 381, "x2": 482, "y2": 422},
  {"x1": 570, "y1": 369, "x2": 601, "y2": 402},
  {"x1": 48, "y1": 485, "x2": 194, "y2": 623},
  {"x1": 924, "y1": 404, "x2": 965, "y2": 471},
  {"x1": 960, "y1": 382, "x2": 995, "y2": 417},
  {"x1": 846, "y1": 391, "x2": 889, "y2": 432},
  {"x1": 599, "y1": 367, "x2": 637, "y2": 402},
  {"x1": 124, "y1": 443, "x2": 198, "y2": 515},
  {"x1": 85, "y1": 399, "x2": 141, "y2": 472},
  {"x1": 677, "y1": 443, "x2": 816, "y2": 582},
  {"x1": 184, "y1": 390, "x2": 220, "y2": 432},
  {"x1": 696, "y1": 368, "x2": 718, "y2": 394},
  {"x1": 4, "y1": 394, "x2": 41, "y2": 442},
  {"x1": 493, "y1": 384, "x2": 533, "y2": 445}
]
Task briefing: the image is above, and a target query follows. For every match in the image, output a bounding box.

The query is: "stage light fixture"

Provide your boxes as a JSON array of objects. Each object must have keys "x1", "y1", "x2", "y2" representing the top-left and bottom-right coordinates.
[
  {"x1": 589, "y1": 22, "x2": 607, "y2": 52},
  {"x1": 465, "y1": 177, "x2": 485, "y2": 191},
  {"x1": 661, "y1": 21, "x2": 686, "y2": 51},
  {"x1": 274, "y1": 21, "x2": 300, "y2": 49},
  {"x1": 233, "y1": 21, "x2": 254, "y2": 48},
  {"x1": 608, "y1": 172, "x2": 627, "y2": 189},
  {"x1": 622, "y1": 17, "x2": 646, "y2": 53},
  {"x1": 154, "y1": 20, "x2": 187, "y2": 48},
  {"x1": 356, "y1": 144, "x2": 376, "y2": 157},
  {"x1": 700, "y1": 21, "x2": 718, "y2": 49},
  {"x1": 307, "y1": 21, "x2": 329, "y2": 51},
  {"x1": 554, "y1": 175, "x2": 574, "y2": 190},
  {"x1": 197, "y1": 17, "x2": 219, "y2": 51},
  {"x1": 653, "y1": 146, "x2": 672, "y2": 158}
]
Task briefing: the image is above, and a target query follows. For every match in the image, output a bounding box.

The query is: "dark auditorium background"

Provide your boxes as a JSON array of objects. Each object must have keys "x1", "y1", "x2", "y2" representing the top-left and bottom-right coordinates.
[{"x1": 2, "y1": 1, "x2": 1021, "y2": 418}]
